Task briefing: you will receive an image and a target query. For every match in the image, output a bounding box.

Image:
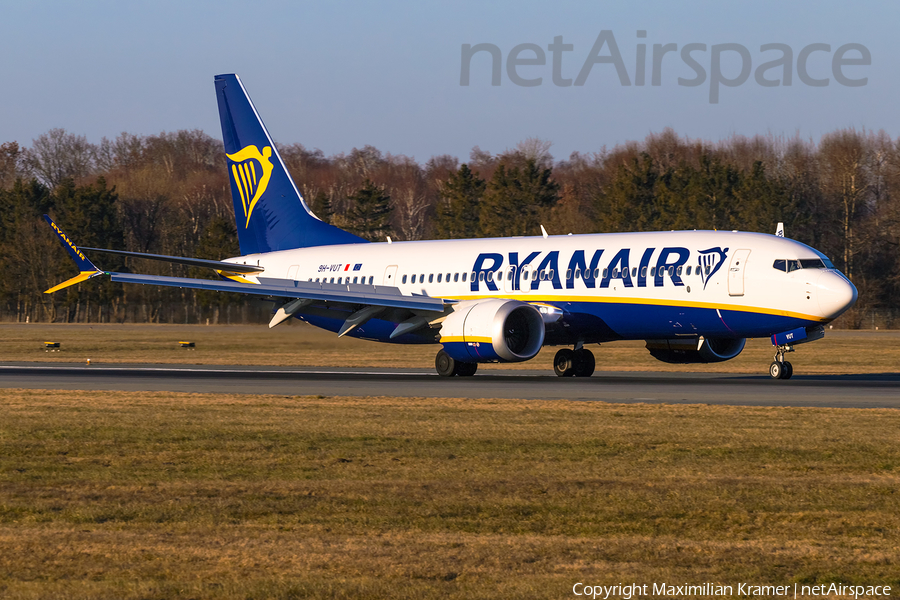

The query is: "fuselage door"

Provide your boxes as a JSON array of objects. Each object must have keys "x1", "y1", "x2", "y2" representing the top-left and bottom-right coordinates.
[
  {"x1": 728, "y1": 249, "x2": 751, "y2": 296},
  {"x1": 503, "y1": 265, "x2": 517, "y2": 294},
  {"x1": 519, "y1": 264, "x2": 533, "y2": 294},
  {"x1": 383, "y1": 265, "x2": 398, "y2": 287}
]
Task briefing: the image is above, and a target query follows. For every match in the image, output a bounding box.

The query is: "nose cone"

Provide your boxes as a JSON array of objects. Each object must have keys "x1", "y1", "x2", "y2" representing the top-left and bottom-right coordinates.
[{"x1": 816, "y1": 271, "x2": 858, "y2": 319}]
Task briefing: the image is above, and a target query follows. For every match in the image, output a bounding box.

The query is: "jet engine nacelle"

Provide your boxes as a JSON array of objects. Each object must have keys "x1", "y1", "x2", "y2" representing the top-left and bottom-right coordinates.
[
  {"x1": 439, "y1": 299, "x2": 545, "y2": 363},
  {"x1": 646, "y1": 337, "x2": 746, "y2": 364}
]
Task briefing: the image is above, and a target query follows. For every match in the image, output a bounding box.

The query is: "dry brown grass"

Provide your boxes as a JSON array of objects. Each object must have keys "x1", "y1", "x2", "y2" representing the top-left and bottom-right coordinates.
[
  {"x1": 1, "y1": 389, "x2": 898, "y2": 598},
  {"x1": 3, "y1": 322, "x2": 900, "y2": 374}
]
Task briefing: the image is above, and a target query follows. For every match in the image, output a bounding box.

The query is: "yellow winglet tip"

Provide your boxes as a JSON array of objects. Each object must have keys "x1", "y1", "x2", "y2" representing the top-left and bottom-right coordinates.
[{"x1": 44, "y1": 270, "x2": 102, "y2": 294}]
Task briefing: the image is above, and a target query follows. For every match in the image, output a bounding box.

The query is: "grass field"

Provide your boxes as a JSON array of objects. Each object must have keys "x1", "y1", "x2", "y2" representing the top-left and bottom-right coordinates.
[
  {"x1": 1, "y1": 389, "x2": 899, "y2": 599},
  {"x1": 2, "y1": 322, "x2": 900, "y2": 374}
]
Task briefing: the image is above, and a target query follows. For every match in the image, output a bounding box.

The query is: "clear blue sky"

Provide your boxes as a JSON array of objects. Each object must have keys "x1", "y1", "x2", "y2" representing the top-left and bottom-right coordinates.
[{"x1": 1, "y1": 0, "x2": 896, "y2": 163}]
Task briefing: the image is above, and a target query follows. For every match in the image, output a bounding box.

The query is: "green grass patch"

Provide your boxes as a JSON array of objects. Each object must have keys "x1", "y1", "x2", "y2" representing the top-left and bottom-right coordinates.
[
  {"x1": 0, "y1": 389, "x2": 898, "y2": 598},
  {"x1": 5, "y1": 322, "x2": 900, "y2": 374}
]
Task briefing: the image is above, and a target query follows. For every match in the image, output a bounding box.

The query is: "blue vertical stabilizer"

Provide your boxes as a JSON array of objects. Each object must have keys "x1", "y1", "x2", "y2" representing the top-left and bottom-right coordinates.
[{"x1": 214, "y1": 74, "x2": 367, "y2": 254}]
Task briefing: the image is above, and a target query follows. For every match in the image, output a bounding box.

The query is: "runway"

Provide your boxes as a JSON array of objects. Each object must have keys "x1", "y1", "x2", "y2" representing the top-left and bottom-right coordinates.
[{"x1": 1, "y1": 362, "x2": 899, "y2": 408}]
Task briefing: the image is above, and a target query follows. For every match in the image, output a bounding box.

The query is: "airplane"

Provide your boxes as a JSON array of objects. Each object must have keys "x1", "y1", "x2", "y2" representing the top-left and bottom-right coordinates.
[{"x1": 44, "y1": 73, "x2": 858, "y2": 380}]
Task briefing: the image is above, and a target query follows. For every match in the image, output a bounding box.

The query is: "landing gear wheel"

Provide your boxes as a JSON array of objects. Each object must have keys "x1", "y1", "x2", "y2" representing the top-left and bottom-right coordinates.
[
  {"x1": 771, "y1": 344, "x2": 796, "y2": 380},
  {"x1": 554, "y1": 348, "x2": 575, "y2": 377},
  {"x1": 572, "y1": 349, "x2": 595, "y2": 377},
  {"x1": 769, "y1": 359, "x2": 795, "y2": 380},
  {"x1": 457, "y1": 362, "x2": 478, "y2": 377},
  {"x1": 435, "y1": 349, "x2": 458, "y2": 377},
  {"x1": 782, "y1": 361, "x2": 793, "y2": 380},
  {"x1": 769, "y1": 361, "x2": 783, "y2": 380}
]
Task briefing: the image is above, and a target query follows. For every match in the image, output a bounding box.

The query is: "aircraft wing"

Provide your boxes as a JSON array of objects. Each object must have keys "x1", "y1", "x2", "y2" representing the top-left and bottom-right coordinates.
[
  {"x1": 43, "y1": 216, "x2": 447, "y2": 323},
  {"x1": 109, "y1": 272, "x2": 445, "y2": 311}
]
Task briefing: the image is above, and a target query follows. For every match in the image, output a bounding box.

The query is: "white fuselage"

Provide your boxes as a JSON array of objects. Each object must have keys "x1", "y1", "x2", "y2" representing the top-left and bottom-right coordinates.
[{"x1": 222, "y1": 229, "x2": 856, "y2": 344}]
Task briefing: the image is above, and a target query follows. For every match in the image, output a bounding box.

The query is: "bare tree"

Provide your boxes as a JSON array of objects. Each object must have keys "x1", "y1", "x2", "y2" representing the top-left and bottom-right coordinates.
[
  {"x1": 0, "y1": 142, "x2": 24, "y2": 190},
  {"x1": 386, "y1": 157, "x2": 431, "y2": 240},
  {"x1": 819, "y1": 129, "x2": 871, "y2": 279},
  {"x1": 24, "y1": 128, "x2": 96, "y2": 188},
  {"x1": 515, "y1": 137, "x2": 554, "y2": 169}
]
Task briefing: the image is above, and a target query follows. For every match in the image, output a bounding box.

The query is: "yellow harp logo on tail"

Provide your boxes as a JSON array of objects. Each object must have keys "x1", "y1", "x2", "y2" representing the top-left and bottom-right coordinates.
[{"x1": 226, "y1": 145, "x2": 274, "y2": 228}]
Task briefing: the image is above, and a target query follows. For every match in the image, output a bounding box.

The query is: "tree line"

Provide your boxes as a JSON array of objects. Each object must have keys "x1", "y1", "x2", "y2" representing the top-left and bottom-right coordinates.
[{"x1": 1, "y1": 126, "x2": 898, "y2": 327}]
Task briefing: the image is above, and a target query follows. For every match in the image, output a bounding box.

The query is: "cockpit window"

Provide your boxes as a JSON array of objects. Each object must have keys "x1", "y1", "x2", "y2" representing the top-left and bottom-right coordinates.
[
  {"x1": 773, "y1": 258, "x2": 830, "y2": 272},
  {"x1": 799, "y1": 258, "x2": 827, "y2": 269}
]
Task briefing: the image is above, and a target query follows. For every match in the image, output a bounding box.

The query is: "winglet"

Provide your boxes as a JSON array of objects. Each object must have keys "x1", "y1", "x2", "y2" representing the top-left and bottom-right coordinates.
[
  {"x1": 776, "y1": 222, "x2": 784, "y2": 237},
  {"x1": 43, "y1": 214, "x2": 103, "y2": 293}
]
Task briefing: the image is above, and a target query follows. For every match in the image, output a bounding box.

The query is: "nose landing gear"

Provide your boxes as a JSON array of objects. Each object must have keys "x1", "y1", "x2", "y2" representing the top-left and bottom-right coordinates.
[{"x1": 769, "y1": 345, "x2": 794, "y2": 380}]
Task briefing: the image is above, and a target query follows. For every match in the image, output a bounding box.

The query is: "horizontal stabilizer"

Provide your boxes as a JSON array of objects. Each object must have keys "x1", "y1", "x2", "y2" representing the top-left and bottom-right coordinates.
[{"x1": 81, "y1": 247, "x2": 265, "y2": 273}]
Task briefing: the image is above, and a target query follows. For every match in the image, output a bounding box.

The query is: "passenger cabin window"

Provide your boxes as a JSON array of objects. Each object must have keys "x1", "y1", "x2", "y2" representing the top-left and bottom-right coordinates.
[
  {"x1": 566, "y1": 269, "x2": 573, "y2": 280},
  {"x1": 686, "y1": 266, "x2": 692, "y2": 276},
  {"x1": 429, "y1": 274, "x2": 434, "y2": 283},
  {"x1": 369, "y1": 276, "x2": 374, "y2": 284},
  {"x1": 446, "y1": 272, "x2": 451, "y2": 281},
  {"x1": 437, "y1": 273, "x2": 442, "y2": 283},
  {"x1": 454, "y1": 273, "x2": 459, "y2": 282},
  {"x1": 462, "y1": 272, "x2": 467, "y2": 282},
  {"x1": 402, "y1": 274, "x2": 408, "y2": 284}
]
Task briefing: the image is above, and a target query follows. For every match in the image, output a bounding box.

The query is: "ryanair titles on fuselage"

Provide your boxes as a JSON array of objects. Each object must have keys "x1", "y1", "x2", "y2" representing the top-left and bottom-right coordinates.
[{"x1": 468, "y1": 245, "x2": 729, "y2": 292}]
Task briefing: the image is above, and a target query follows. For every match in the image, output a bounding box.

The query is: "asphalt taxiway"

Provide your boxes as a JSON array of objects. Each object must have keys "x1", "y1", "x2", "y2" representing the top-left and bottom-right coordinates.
[{"x1": 1, "y1": 362, "x2": 898, "y2": 408}]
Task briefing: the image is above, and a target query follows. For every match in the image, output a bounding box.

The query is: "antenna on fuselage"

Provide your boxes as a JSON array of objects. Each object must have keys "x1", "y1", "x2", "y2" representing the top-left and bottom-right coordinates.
[{"x1": 540, "y1": 224, "x2": 548, "y2": 239}]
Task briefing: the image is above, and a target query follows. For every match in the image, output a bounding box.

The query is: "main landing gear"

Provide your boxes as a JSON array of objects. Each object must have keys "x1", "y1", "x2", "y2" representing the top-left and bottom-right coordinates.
[
  {"x1": 553, "y1": 347, "x2": 595, "y2": 377},
  {"x1": 435, "y1": 349, "x2": 478, "y2": 377},
  {"x1": 769, "y1": 344, "x2": 794, "y2": 380}
]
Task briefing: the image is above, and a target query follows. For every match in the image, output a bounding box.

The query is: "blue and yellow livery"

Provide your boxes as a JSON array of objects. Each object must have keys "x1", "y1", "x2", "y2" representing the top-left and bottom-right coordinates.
[{"x1": 44, "y1": 74, "x2": 858, "y2": 381}]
